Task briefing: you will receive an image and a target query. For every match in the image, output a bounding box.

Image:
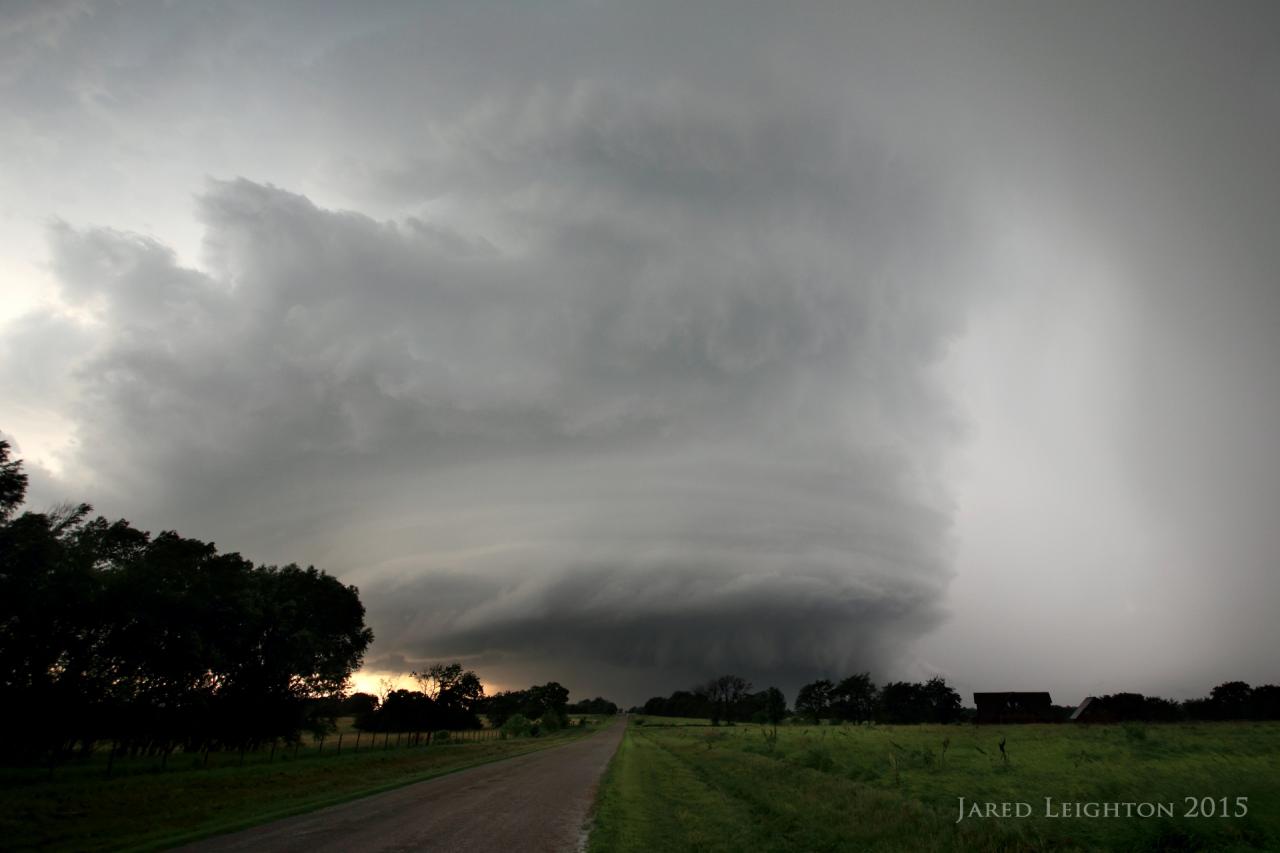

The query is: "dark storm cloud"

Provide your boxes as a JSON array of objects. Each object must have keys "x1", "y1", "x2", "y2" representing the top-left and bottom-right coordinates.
[
  {"x1": 10, "y1": 0, "x2": 1279, "y2": 704},
  {"x1": 9, "y1": 79, "x2": 976, "y2": 700}
]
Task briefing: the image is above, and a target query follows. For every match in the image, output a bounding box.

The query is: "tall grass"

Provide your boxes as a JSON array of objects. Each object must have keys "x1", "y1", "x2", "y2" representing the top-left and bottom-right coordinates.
[{"x1": 590, "y1": 721, "x2": 1280, "y2": 852}]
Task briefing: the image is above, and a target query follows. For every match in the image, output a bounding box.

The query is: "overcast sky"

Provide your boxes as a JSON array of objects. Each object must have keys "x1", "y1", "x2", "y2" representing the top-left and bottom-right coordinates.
[{"x1": 3, "y1": 1, "x2": 1278, "y2": 705}]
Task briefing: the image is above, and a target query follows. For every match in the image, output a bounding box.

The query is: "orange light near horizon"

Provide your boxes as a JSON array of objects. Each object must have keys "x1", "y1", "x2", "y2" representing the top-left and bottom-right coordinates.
[{"x1": 347, "y1": 669, "x2": 509, "y2": 699}]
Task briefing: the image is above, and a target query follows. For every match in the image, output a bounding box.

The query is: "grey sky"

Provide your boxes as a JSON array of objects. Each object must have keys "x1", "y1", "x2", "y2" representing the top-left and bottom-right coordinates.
[{"x1": 2, "y1": 1, "x2": 1277, "y2": 704}]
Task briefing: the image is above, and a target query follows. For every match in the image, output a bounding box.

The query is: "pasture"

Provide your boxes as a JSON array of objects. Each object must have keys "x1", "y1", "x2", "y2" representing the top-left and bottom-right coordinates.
[{"x1": 588, "y1": 719, "x2": 1280, "y2": 852}]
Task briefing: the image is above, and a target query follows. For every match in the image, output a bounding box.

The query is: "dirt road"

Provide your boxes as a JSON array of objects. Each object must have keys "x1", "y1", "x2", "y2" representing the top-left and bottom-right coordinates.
[{"x1": 175, "y1": 720, "x2": 625, "y2": 853}]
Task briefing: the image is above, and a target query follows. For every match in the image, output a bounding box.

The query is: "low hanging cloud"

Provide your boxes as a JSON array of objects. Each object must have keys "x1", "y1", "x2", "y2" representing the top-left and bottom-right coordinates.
[{"x1": 6, "y1": 85, "x2": 978, "y2": 700}]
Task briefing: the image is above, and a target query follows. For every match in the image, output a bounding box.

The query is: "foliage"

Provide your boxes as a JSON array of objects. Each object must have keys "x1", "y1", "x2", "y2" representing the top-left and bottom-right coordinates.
[
  {"x1": 567, "y1": 696, "x2": 619, "y2": 715},
  {"x1": 482, "y1": 681, "x2": 570, "y2": 729},
  {"x1": 499, "y1": 714, "x2": 534, "y2": 738},
  {"x1": 876, "y1": 678, "x2": 961, "y2": 724},
  {"x1": 795, "y1": 679, "x2": 835, "y2": 723},
  {"x1": 411, "y1": 663, "x2": 485, "y2": 729},
  {"x1": 0, "y1": 441, "x2": 373, "y2": 760},
  {"x1": 832, "y1": 672, "x2": 877, "y2": 723}
]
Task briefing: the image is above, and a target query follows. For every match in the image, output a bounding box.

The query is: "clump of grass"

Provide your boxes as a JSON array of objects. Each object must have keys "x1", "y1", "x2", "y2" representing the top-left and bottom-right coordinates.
[
  {"x1": 998, "y1": 736, "x2": 1008, "y2": 765},
  {"x1": 1122, "y1": 722, "x2": 1148, "y2": 743},
  {"x1": 796, "y1": 745, "x2": 835, "y2": 773}
]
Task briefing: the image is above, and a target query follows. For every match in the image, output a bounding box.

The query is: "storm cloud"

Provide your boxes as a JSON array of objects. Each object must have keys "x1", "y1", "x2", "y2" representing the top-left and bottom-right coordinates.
[
  {"x1": 4, "y1": 1, "x2": 1279, "y2": 703},
  {"x1": 8, "y1": 84, "x2": 974, "y2": 697}
]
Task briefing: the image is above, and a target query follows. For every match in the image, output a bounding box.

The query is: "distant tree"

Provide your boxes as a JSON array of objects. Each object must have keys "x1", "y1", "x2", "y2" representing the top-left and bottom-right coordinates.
[
  {"x1": 700, "y1": 675, "x2": 752, "y2": 724},
  {"x1": 877, "y1": 681, "x2": 928, "y2": 723},
  {"x1": 832, "y1": 673, "x2": 877, "y2": 723},
  {"x1": 1209, "y1": 681, "x2": 1253, "y2": 720},
  {"x1": 922, "y1": 676, "x2": 962, "y2": 723},
  {"x1": 642, "y1": 689, "x2": 713, "y2": 719},
  {"x1": 762, "y1": 687, "x2": 787, "y2": 726},
  {"x1": 339, "y1": 692, "x2": 379, "y2": 716},
  {"x1": 525, "y1": 682, "x2": 571, "y2": 728},
  {"x1": 1251, "y1": 685, "x2": 1280, "y2": 720},
  {"x1": 566, "y1": 696, "x2": 619, "y2": 715},
  {"x1": 413, "y1": 662, "x2": 485, "y2": 728},
  {"x1": 795, "y1": 679, "x2": 835, "y2": 723},
  {"x1": 370, "y1": 689, "x2": 437, "y2": 732}
]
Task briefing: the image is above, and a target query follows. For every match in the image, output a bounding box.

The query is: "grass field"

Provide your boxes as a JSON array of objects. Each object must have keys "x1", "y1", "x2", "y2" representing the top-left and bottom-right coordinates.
[
  {"x1": 0, "y1": 722, "x2": 598, "y2": 852},
  {"x1": 588, "y1": 719, "x2": 1280, "y2": 852}
]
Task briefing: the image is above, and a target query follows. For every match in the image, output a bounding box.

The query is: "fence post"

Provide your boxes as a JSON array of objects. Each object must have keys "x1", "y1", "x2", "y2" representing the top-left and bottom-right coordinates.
[{"x1": 337, "y1": 733, "x2": 343, "y2": 756}]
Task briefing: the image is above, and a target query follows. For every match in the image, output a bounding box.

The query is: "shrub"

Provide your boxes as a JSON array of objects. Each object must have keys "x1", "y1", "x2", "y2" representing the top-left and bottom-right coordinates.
[{"x1": 500, "y1": 714, "x2": 533, "y2": 739}]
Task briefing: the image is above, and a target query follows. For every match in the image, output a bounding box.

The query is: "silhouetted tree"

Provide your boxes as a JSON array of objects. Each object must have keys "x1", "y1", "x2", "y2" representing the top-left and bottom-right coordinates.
[
  {"x1": 762, "y1": 686, "x2": 787, "y2": 726},
  {"x1": 1209, "y1": 681, "x2": 1253, "y2": 720},
  {"x1": 700, "y1": 674, "x2": 752, "y2": 724},
  {"x1": 795, "y1": 679, "x2": 835, "y2": 723},
  {"x1": 0, "y1": 440, "x2": 373, "y2": 759},
  {"x1": 832, "y1": 673, "x2": 877, "y2": 723},
  {"x1": 566, "y1": 696, "x2": 619, "y2": 715}
]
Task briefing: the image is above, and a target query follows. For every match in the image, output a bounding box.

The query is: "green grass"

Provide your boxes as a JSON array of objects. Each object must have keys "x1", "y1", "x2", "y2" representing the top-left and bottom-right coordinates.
[
  {"x1": 0, "y1": 726, "x2": 595, "y2": 852},
  {"x1": 588, "y1": 721, "x2": 1280, "y2": 852}
]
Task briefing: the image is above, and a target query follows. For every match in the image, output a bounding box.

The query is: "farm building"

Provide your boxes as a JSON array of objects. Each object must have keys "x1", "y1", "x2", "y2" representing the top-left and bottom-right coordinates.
[{"x1": 973, "y1": 691, "x2": 1055, "y2": 724}]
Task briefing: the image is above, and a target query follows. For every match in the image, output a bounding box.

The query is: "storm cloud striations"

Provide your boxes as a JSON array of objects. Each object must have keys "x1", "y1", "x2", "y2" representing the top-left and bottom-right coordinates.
[{"x1": 7, "y1": 81, "x2": 977, "y2": 699}]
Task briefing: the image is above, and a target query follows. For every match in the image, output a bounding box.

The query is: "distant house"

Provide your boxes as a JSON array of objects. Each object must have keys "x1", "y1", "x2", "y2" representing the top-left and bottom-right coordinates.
[
  {"x1": 973, "y1": 692, "x2": 1054, "y2": 724},
  {"x1": 1069, "y1": 696, "x2": 1109, "y2": 723}
]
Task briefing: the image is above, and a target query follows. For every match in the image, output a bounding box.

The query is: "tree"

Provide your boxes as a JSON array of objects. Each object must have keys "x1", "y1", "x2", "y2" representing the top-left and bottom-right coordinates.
[
  {"x1": 0, "y1": 440, "x2": 374, "y2": 756},
  {"x1": 1209, "y1": 681, "x2": 1253, "y2": 720},
  {"x1": 368, "y1": 690, "x2": 437, "y2": 732},
  {"x1": 877, "y1": 681, "x2": 928, "y2": 723},
  {"x1": 832, "y1": 673, "x2": 876, "y2": 723},
  {"x1": 567, "y1": 696, "x2": 619, "y2": 715},
  {"x1": 762, "y1": 686, "x2": 787, "y2": 726},
  {"x1": 922, "y1": 676, "x2": 962, "y2": 724},
  {"x1": 795, "y1": 679, "x2": 835, "y2": 723},
  {"x1": 0, "y1": 439, "x2": 27, "y2": 522},
  {"x1": 700, "y1": 675, "x2": 752, "y2": 724}
]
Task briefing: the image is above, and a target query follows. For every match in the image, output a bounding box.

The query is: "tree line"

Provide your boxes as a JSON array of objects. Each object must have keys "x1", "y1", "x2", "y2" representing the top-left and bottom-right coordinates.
[
  {"x1": 0, "y1": 440, "x2": 373, "y2": 762},
  {"x1": 339, "y1": 673, "x2": 617, "y2": 736},
  {"x1": 639, "y1": 670, "x2": 1280, "y2": 725},
  {"x1": 1077, "y1": 682, "x2": 1280, "y2": 723},
  {"x1": 638, "y1": 673, "x2": 962, "y2": 725}
]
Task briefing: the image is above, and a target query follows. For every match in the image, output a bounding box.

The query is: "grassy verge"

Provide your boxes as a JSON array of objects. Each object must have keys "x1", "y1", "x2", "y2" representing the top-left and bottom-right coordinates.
[
  {"x1": 1, "y1": 726, "x2": 596, "y2": 852},
  {"x1": 589, "y1": 721, "x2": 1280, "y2": 852}
]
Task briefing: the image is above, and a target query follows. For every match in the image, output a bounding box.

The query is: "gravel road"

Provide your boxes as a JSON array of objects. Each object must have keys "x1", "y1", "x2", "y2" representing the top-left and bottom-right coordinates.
[{"x1": 174, "y1": 720, "x2": 625, "y2": 853}]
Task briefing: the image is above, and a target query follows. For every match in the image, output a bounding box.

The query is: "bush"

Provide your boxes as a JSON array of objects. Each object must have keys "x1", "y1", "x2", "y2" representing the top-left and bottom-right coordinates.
[
  {"x1": 500, "y1": 714, "x2": 533, "y2": 739},
  {"x1": 539, "y1": 712, "x2": 562, "y2": 734}
]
